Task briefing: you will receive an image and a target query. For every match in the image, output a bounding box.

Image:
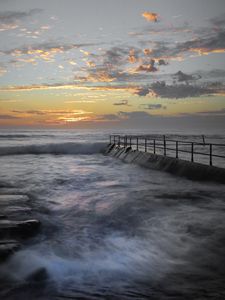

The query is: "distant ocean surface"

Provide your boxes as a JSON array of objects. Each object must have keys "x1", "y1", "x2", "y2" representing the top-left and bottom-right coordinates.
[{"x1": 0, "y1": 129, "x2": 225, "y2": 300}]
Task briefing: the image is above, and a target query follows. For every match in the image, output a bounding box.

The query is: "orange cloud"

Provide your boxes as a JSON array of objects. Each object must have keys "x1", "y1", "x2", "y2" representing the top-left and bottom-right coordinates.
[
  {"x1": 128, "y1": 49, "x2": 137, "y2": 63},
  {"x1": 0, "y1": 65, "x2": 7, "y2": 76},
  {"x1": 143, "y1": 48, "x2": 152, "y2": 56},
  {"x1": 190, "y1": 47, "x2": 225, "y2": 56},
  {"x1": 142, "y1": 12, "x2": 159, "y2": 22}
]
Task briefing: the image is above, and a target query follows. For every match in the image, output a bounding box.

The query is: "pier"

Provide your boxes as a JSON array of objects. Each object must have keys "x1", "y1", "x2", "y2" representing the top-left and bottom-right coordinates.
[{"x1": 106, "y1": 135, "x2": 225, "y2": 183}]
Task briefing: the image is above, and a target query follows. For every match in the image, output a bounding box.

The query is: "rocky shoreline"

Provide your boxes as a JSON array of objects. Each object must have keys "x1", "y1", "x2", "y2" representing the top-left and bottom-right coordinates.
[{"x1": 0, "y1": 194, "x2": 41, "y2": 262}]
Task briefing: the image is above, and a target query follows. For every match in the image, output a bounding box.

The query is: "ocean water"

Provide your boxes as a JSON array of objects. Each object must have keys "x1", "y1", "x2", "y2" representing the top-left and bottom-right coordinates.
[{"x1": 0, "y1": 130, "x2": 225, "y2": 300}]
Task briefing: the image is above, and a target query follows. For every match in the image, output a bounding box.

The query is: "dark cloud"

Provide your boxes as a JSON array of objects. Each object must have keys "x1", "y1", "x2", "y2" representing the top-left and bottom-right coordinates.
[
  {"x1": 133, "y1": 87, "x2": 150, "y2": 96},
  {"x1": 198, "y1": 108, "x2": 225, "y2": 115},
  {"x1": 209, "y1": 13, "x2": 225, "y2": 28},
  {"x1": 0, "y1": 114, "x2": 20, "y2": 119},
  {"x1": 140, "y1": 103, "x2": 166, "y2": 110},
  {"x1": 158, "y1": 59, "x2": 168, "y2": 66},
  {"x1": 173, "y1": 71, "x2": 201, "y2": 82},
  {"x1": 103, "y1": 46, "x2": 129, "y2": 66},
  {"x1": 174, "y1": 31, "x2": 225, "y2": 55},
  {"x1": 113, "y1": 100, "x2": 129, "y2": 106},
  {"x1": 135, "y1": 59, "x2": 157, "y2": 72},
  {"x1": 137, "y1": 26, "x2": 225, "y2": 61},
  {"x1": 118, "y1": 111, "x2": 152, "y2": 120},
  {"x1": 94, "y1": 114, "x2": 121, "y2": 121},
  {"x1": 0, "y1": 9, "x2": 42, "y2": 31},
  {"x1": 0, "y1": 9, "x2": 42, "y2": 23},
  {"x1": 75, "y1": 65, "x2": 151, "y2": 83},
  {"x1": 150, "y1": 81, "x2": 211, "y2": 98}
]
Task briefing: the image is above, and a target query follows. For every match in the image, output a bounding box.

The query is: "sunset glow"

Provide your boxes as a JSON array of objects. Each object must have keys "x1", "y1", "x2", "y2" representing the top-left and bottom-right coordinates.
[{"x1": 0, "y1": 0, "x2": 225, "y2": 129}]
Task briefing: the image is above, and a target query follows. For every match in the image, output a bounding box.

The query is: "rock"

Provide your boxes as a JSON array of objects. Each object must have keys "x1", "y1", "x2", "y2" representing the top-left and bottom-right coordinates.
[
  {"x1": 0, "y1": 240, "x2": 20, "y2": 261},
  {"x1": 0, "y1": 195, "x2": 30, "y2": 205},
  {"x1": 0, "y1": 219, "x2": 41, "y2": 238},
  {"x1": 0, "y1": 215, "x2": 7, "y2": 219},
  {"x1": 1, "y1": 206, "x2": 32, "y2": 220},
  {"x1": 26, "y1": 267, "x2": 48, "y2": 283}
]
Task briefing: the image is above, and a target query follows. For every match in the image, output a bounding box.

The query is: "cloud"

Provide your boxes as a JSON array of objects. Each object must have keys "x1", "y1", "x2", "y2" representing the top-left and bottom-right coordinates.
[
  {"x1": 113, "y1": 100, "x2": 129, "y2": 106},
  {"x1": 9, "y1": 109, "x2": 94, "y2": 124},
  {"x1": 142, "y1": 12, "x2": 159, "y2": 23},
  {"x1": 135, "y1": 26, "x2": 225, "y2": 62},
  {"x1": 0, "y1": 64, "x2": 7, "y2": 76},
  {"x1": 0, "y1": 114, "x2": 20, "y2": 119},
  {"x1": 158, "y1": 59, "x2": 168, "y2": 66},
  {"x1": 140, "y1": 104, "x2": 166, "y2": 110},
  {"x1": 197, "y1": 108, "x2": 225, "y2": 115},
  {"x1": 128, "y1": 49, "x2": 138, "y2": 63},
  {"x1": 149, "y1": 81, "x2": 211, "y2": 98},
  {"x1": 93, "y1": 114, "x2": 122, "y2": 122},
  {"x1": 133, "y1": 87, "x2": 150, "y2": 96},
  {"x1": 209, "y1": 13, "x2": 225, "y2": 28},
  {"x1": 11, "y1": 109, "x2": 92, "y2": 116},
  {"x1": 0, "y1": 9, "x2": 42, "y2": 31},
  {"x1": 135, "y1": 59, "x2": 157, "y2": 72},
  {"x1": 173, "y1": 71, "x2": 201, "y2": 82},
  {"x1": 178, "y1": 31, "x2": 225, "y2": 55},
  {"x1": 1, "y1": 41, "x2": 97, "y2": 62}
]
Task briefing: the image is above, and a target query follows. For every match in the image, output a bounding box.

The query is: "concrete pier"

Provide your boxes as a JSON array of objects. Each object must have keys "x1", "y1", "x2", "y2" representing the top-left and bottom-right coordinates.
[{"x1": 105, "y1": 143, "x2": 225, "y2": 184}]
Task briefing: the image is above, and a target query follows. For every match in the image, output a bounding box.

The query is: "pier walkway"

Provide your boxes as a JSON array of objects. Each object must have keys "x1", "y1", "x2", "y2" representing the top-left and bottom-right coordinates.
[
  {"x1": 109, "y1": 135, "x2": 225, "y2": 168},
  {"x1": 106, "y1": 135, "x2": 225, "y2": 183}
]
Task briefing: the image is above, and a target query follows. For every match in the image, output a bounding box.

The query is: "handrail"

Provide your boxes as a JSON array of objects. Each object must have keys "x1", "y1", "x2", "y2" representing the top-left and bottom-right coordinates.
[{"x1": 109, "y1": 135, "x2": 225, "y2": 167}]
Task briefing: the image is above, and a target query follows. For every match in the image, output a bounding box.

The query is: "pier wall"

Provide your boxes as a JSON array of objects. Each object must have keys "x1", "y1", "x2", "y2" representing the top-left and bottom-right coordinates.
[{"x1": 105, "y1": 144, "x2": 225, "y2": 184}]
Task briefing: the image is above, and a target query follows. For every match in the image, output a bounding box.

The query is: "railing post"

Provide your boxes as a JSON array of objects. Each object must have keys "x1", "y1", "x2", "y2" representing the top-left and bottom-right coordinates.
[
  {"x1": 176, "y1": 141, "x2": 178, "y2": 158},
  {"x1": 118, "y1": 135, "x2": 120, "y2": 147},
  {"x1": 153, "y1": 139, "x2": 156, "y2": 154},
  {"x1": 124, "y1": 136, "x2": 126, "y2": 147},
  {"x1": 145, "y1": 138, "x2": 147, "y2": 152},
  {"x1": 113, "y1": 135, "x2": 115, "y2": 144},
  {"x1": 209, "y1": 144, "x2": 212, "y2": 166},
  {"x1": 163, "y1": 135, "x2": 166, "y2": 156},
  {"x1": 110, "y1": 135, "x2": 111, "y2": 144},
  {"x1": 130, "y1": 137, "x2": 132, "y2": 148},
  {"x1": 191, "y1": 142, "x2": 194, "y2": 162},
  {"x1": 137, "y1": 137, "x2": 139, "y2": 151}
]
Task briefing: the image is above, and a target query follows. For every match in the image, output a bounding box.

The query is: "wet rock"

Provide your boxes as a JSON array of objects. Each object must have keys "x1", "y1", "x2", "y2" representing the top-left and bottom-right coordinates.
[
  {"x1": 0, "y1": 215, "x2": 7, "y2": 219},
  {"x1": 26, "y1": 267, "x2": 48, "y2": 283},
  {"x1": 0, "y1": 219, "x2": 41, "y2": 238},
  {"x1": 1, "y1": 207, "x2": 32, "y2": 220},
  {"x1": 0, "y1": 195, "x2": 30, "y2": 205},
  {"x1": 0, "y1": 240, "x2": 20, "y2": 261}
]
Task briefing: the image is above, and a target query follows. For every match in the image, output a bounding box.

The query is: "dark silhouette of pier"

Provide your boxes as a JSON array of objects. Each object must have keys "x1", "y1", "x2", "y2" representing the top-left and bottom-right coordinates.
[
  {"x1": 109, "y1": 135, "x2": 225, "y2": 167},
  {"x1": 106, "y1": 135, "x2": 225, "y2": 183}
]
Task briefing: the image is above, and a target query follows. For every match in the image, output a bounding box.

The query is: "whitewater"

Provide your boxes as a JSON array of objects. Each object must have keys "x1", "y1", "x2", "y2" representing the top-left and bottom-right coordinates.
[{"x1": 0, "y1": 129, "x2": 225, "y2": 300}]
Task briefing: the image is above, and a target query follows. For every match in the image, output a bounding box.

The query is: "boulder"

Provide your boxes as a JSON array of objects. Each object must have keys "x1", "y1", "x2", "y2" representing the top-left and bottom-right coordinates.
[
  {"x1": 0, "y1": 240, "x2": 20, "y2": 261},
  {"x1": 0, "y1": 219, "x2": 41, "y2": 238}
]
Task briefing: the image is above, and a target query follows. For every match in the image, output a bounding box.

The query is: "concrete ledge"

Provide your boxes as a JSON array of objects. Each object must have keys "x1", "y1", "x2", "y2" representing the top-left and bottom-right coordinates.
[{"x1": 105, "y1": 144, "x2": 225, "y2": 184}]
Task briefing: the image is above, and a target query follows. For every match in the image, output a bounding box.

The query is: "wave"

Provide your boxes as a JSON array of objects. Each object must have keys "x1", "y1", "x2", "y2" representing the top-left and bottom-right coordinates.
[
  {"x1": 0, "y1": 134, "x2": 54, "y2": 139},
  {"x1": 0, "y1": 142, "x2": 107, "y2": 156}
]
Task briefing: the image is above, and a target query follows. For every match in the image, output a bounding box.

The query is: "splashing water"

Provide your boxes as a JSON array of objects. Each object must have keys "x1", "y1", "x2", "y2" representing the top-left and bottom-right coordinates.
[{"x1": 0, "y1": 130, "x2": 225, "y2": 299}]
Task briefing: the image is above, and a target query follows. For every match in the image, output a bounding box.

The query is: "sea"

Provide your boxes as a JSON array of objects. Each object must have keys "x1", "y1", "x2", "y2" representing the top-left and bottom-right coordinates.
[{"x1": 0, "y1": 129, "x2": 225, "y2": 300}]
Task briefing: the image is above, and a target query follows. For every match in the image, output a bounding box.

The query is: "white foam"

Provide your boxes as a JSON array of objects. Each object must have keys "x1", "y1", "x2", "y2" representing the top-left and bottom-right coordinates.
[{"x1": 0, "y1": 142, "x2": 107, "y2": 156}]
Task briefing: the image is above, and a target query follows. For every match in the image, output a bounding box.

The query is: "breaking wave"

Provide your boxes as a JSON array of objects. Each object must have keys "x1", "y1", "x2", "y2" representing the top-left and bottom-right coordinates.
[{"x1": 0, "y1": 142, "x2": 107, "y2": 156}]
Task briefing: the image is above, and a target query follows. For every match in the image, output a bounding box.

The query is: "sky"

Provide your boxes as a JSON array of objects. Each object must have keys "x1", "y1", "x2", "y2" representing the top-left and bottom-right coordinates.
[{"x1": 0, "y1": 0, "x2": 225, "y2": 130}]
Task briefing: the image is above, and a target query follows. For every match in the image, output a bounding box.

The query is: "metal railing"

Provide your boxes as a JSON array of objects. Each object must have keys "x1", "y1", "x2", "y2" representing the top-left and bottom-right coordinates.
[{"x1": 109, "y1": 135, "x2": 225, "y2": 167}]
